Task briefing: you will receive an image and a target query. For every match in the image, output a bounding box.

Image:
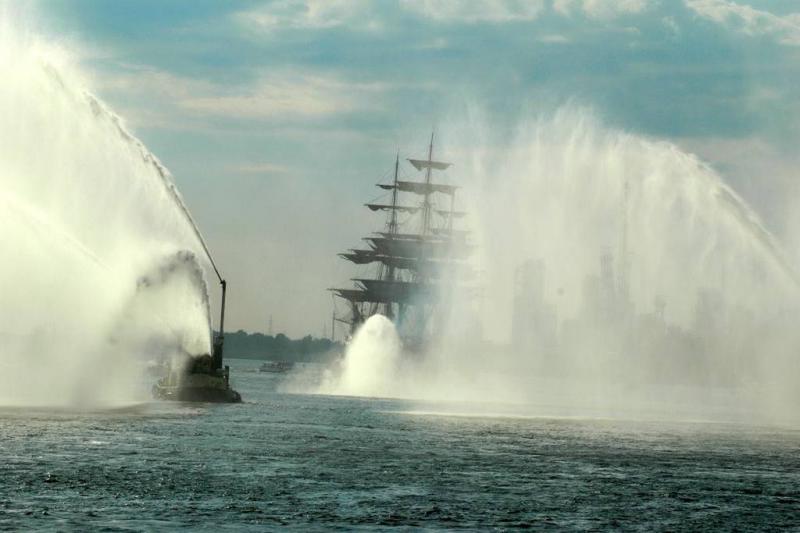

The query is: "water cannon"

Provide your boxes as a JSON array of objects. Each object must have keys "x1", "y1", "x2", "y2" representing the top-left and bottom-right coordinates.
[{"x1": 212, "y1": 278, "x2": 227, "y2": 372}]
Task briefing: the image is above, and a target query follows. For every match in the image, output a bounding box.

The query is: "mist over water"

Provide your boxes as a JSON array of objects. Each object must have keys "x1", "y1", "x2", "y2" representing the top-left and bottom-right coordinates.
[
  {"x1": 318, "y1": 315, "x2": 402, "y2": 397},
  {"x1": 0, "y1": 27, "x2": 212, "y2": 407},
  {"x1": 321, "y1": 108, "x2": 800, "y2": 425}
]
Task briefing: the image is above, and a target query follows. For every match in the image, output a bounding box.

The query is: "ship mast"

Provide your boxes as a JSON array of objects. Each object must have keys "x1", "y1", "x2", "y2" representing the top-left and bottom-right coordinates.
[
  {"x1": 421, "y1": 132, "x2": 435, "y2": 237},
  {"x1": 383, "y1": 153, "x2": 400, "y2": 319},
  {"x1": 389, "y1": 152, "x2": 400, "y2": 238}
]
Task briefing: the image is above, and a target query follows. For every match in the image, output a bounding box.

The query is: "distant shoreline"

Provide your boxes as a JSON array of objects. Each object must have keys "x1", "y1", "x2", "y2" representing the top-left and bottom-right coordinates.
[{"x1": 220, "y1": 329, "x2": 342, "y2": 363}]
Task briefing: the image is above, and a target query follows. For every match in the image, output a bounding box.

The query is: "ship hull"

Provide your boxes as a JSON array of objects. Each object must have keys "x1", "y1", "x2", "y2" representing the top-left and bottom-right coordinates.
[
  {"x1": 152, "y1": 370, "x2": 242, "y2": 403},
  {"x1": 152, "y1": 383, "x2": 242, "y2": 403}
]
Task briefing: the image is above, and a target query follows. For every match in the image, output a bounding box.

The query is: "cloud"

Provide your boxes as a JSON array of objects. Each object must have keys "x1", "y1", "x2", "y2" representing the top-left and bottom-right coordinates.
[
  {"x1": 400, "y1": 0, "x2": 545, "y2": 23},
  {"x1": 236, "y1": 0, "x2": 549, "y2": 32},
  {"x1": 685, "y1": 0, "x2": 800, "y2": 46},
  {"x1": 234, "y1": 0, "x2": 377, "y2": 32},
  {"x1": 553, "y1": 0, "x2": 650, "y2": 19},
  {"x1": 92, "y1": 66, "x2": 213, "y2": 101},
  {"x1": 94, "y1": 66, "x2": 390, "y2": 123},
  {"x1": 180, "y1": 72, "x2": 378, "y2": 119}
]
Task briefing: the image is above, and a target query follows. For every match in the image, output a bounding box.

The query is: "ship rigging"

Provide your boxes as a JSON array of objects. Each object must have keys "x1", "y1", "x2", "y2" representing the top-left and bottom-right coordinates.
[{"x1": 330, "y1": 134, "x2": 471, "y2": 350}]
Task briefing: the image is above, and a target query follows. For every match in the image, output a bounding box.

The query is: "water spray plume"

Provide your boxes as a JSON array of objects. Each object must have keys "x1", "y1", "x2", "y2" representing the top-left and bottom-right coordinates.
[
  {"x1": 0, "y1": 25, "x2": 216, "y2": 406},
  {"x1": 320, "y1": 107, "x2": 800, "y2": 425},
  {"x1": 319, "y1": 315, "x2": 402, "y2": 398}
]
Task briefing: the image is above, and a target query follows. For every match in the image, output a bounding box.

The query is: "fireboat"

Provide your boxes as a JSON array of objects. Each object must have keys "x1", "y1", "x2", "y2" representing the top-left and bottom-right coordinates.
[{"x1": 152, "y1": 278, "x2": 242, "y2": 403}]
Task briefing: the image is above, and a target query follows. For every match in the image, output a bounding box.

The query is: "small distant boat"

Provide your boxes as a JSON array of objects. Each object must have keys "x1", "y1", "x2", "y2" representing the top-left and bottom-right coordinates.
[{"x1": 259, "y1": 360, "x2": 295, "y2": 373}]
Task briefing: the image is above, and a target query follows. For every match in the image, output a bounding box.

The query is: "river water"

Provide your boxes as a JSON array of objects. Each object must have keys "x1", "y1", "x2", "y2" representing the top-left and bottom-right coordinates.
[{"x1": 1, "y1": 359, "x2": 799, "y2": 531}]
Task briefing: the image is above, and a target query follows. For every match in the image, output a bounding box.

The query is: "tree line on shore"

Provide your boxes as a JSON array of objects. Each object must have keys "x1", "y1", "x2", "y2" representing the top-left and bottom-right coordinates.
[{"x1": 222, "y1": 330, "x2": 342, "y2": 362}]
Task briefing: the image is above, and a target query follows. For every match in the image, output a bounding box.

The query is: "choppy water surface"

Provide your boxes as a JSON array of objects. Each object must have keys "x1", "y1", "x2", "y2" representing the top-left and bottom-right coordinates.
[{"x1": 1, "y1": 360, "x2": 799, "y2": 531}]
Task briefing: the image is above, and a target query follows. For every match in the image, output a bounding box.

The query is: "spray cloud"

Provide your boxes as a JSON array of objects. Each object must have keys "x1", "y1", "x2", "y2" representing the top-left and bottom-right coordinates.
[
  {"x1": 0, "y1": 21, "x2": 214, "y2": 406},
  {"x1": 320, "y1": 106, "x2": 800, "y2": 425}
]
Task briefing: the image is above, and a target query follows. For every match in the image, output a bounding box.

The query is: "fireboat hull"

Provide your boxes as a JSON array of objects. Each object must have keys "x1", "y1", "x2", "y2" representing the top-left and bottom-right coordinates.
[
  {"x1": 152, "y1": 382, "x2": 242, "y2": 403},
  {"x1": 152, "y1": 354, "x2": 242, "y2": 404}
]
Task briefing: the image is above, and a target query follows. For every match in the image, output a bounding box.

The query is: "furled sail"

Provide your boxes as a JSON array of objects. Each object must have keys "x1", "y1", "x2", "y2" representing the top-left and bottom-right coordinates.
[
  {"x1": 408, "y1": 159, "x2": 451, "y2": 171},
  {"x1": 355, "y1": 279, "x2": 435, "y2": 303},
  {"x1": 340, "y1": 248, "x2": 466, "y2": 275},
  {"x1": 365, "y1": 203, "x2": 420, "y2": 214},
  {"x1": 376, "y1": 232, "x2": 465, "y2": 242},
  {"x1": 377, "y1": 181, "x2": 457, "y2": 196},
  {"x1": 332, "y1": 288, "x2": 391, "y2": 303},
  {"x1": 366, "y1": 236, "x2": 471, "y2": 259},
  {"x1": 339, "y1": 250, "x2": 376, "y2": 265}
]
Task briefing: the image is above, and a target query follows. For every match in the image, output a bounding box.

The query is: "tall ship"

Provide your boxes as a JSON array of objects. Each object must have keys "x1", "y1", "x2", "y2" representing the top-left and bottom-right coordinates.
[{"x1": 331, "y1": 134, "x2": 472, "y2": 351}]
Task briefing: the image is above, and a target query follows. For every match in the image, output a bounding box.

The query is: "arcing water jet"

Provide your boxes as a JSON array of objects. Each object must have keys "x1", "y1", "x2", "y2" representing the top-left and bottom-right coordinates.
[
  {"x1": 320, "y1": 107, "x2": 800, "y2": 424},
  {"x1": 0, "y1": 28, "x2": 219, "y2": 406}
]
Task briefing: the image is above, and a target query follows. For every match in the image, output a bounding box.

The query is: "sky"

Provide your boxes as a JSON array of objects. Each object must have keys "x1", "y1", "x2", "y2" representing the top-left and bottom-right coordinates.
[{"x1": 14, "y1": 0, "x2": 800, "y2": 337}]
